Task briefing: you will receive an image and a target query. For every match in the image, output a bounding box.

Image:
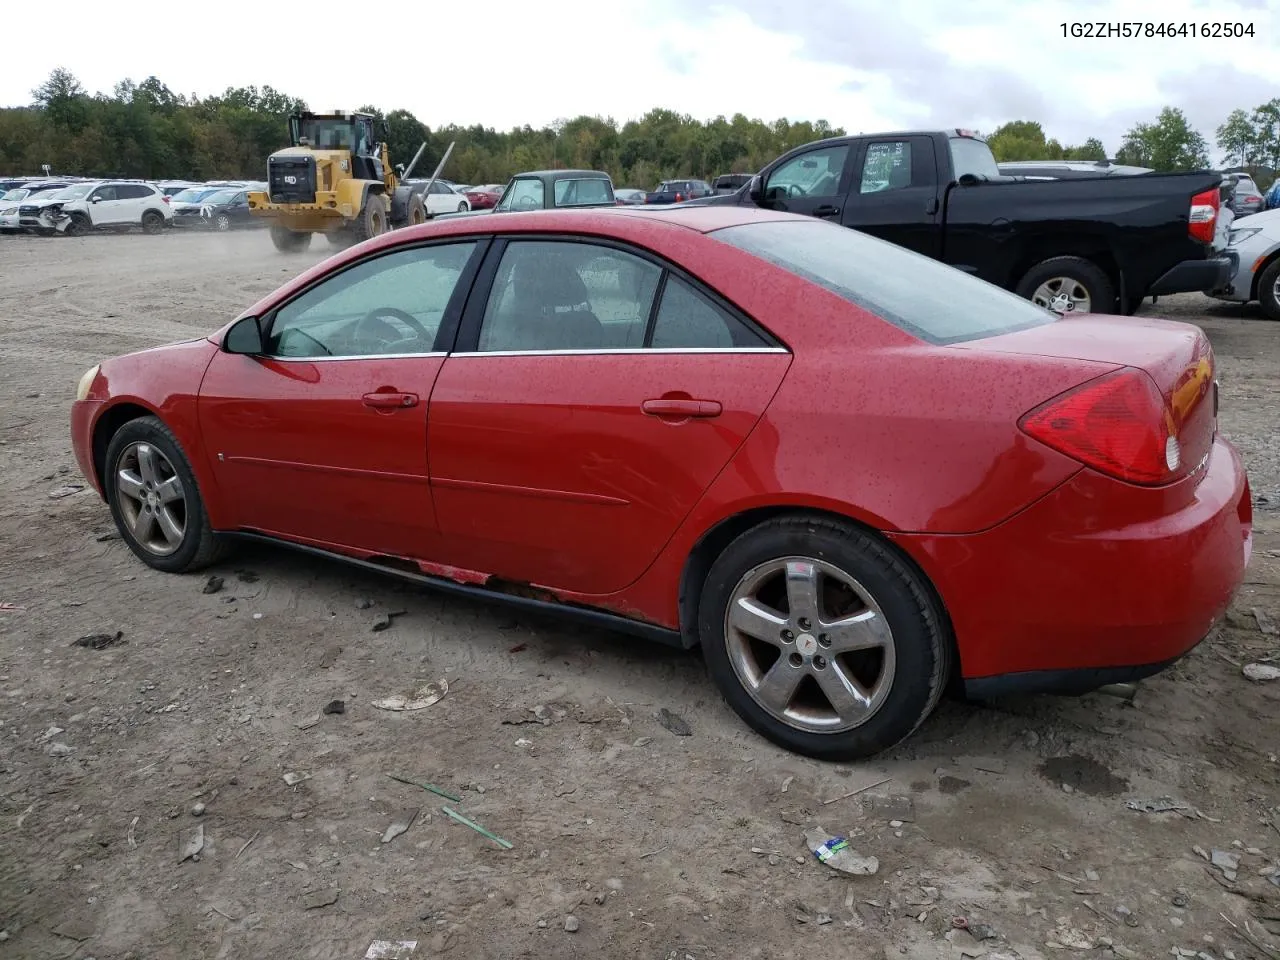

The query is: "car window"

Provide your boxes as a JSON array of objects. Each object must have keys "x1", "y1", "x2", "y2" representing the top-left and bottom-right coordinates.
[
  {"x1": 859, "y1": 141, "x2": 913, "y2": 193},
  {"x1": 948, "y1": 136, "x2": 1001, "y2": 180},
  {"x1": 119, "y1": 184, "x2": 152, "y2": 199},
  {"x1": 553, "y1": 178, "x2": 612, "y2": 206},
  {"x1": 476, "y1": 241, "x2": 662, "y2": 352},
  {"x1": 650, "y1": 276, "x2": 767, "y2": 349},
  {"x1": 91, "y1": 185, "x2": 119, "y2": 202},
  {"x1": 764, "y1": 145, "x2": 848, "y2": 201},
  {"x1": 712, "y1": 218, "x2": 1054, "y2": 346},
  {"x1": 499, "y1": 178, "x2": 544, "y2": 211},
  {"x1": 266, "y1": 242, "x2": 477, "y2": 358}
]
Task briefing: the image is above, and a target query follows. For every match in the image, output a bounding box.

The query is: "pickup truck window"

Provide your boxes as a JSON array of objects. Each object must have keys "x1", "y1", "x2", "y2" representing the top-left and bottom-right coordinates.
[
  {"x1": 860, "y1": 142, "x2": 913, "y2": 193},
  {"x1": 554, "y1": 178, "x2": 613, "y2": 206},
  {"x1": 712, "y1": 218, "x2": 1054, "y2": 345},
  {"x1": 498, "y1": 178, "x2": 544, "y2": 212},
  {"x1": 765, "y1": 145, "x2": 848, "y2": 201},
  {"x1": 948, "y1": 136, "x2": 1001, "y2": 181}
]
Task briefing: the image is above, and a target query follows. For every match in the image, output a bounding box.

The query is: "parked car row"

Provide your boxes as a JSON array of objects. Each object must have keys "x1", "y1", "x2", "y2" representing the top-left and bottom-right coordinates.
[{"x1": 0, "y1": 176, "x2": 267, "y2": 236}]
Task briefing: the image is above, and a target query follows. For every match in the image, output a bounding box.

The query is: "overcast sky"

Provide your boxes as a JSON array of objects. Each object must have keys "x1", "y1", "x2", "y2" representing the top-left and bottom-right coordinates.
[{"x1": 5, "y1": 0, "x2": 1277, "y2": 158}]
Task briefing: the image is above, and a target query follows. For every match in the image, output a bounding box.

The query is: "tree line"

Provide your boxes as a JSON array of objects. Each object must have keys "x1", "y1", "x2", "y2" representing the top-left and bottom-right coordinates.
[{"x1": 2, "y1": 68, "x2": 1276, "y2": 190}]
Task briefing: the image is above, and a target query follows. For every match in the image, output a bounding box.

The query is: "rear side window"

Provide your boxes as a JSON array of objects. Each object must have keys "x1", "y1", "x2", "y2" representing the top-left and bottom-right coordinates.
[
  {"x1": 651, "y1": 276, "x2": 767, "y2": 349},
  {"x1": 553, "y1": 178, "x2": 613, "y2": 206},
  {"x1": 712, "y1": 219, "x2": 1054, "y2": 345}
]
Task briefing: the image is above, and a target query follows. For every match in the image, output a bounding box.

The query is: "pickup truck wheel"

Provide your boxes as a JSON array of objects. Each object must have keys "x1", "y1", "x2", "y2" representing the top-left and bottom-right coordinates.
[
  {"x1": 1016, "y1": 257, "x2": 1114, "y2": 315},
  {"x1": 1258, "y1": 260, "x2": 1280, "y2": 322}
]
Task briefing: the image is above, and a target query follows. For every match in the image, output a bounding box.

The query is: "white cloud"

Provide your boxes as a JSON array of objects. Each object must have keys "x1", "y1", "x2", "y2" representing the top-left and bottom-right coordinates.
[{"x1": 3, "y1": 0, "x2": 1277, "y2": 159}]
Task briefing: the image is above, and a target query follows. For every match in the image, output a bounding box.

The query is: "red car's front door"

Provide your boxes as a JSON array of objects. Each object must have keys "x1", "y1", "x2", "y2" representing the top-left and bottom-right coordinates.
[
  {"x1": 198, "y1": 240, "x2": 483, "y2": 559},
  {"x1": 426, "y1": 238, "x2": 791, "y2": 596}
]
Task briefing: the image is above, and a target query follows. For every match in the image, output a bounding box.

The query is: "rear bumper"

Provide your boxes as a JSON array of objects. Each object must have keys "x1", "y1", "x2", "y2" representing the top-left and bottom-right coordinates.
[
  {"x1": 890, "y1": 435, "x2": 1252, "y2": 689},
  {"x1": 1148, "y1": 254, "x2": 1236, "y2": 296}
]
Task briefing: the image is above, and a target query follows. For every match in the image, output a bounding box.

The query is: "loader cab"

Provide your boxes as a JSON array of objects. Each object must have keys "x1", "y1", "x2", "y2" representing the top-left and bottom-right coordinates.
[{"x1": 288, "y1": 112, "x2": 385, "y2": 182}]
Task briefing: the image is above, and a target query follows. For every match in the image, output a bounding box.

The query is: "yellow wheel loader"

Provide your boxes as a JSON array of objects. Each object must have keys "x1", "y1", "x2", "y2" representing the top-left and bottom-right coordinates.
[{"x1": 247, "y1": 111, "x2": 453, "y2": 252}]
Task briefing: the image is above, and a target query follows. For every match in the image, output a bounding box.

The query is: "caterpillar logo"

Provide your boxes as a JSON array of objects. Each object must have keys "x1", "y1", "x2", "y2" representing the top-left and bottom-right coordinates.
[{"x1": 284, "y1": 175, "x2": 297, "y2": 185}]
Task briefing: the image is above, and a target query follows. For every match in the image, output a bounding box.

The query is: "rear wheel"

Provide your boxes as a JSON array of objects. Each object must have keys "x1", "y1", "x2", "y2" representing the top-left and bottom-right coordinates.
[
  {"x1": 353, "y1": 194, "x2": 387, "y2": 242},
  {"x1": 1258, "y1": 259, "x2": 1280, "y2": 322},
  {"x1": 141, "y1": 210, "x2": 166, "y2": 235},
  {"x1": 270, "y1": 226, "x2": 312, "y2": 252},
  {"x1": 1016, "y1": 256, "x2": 1115, "y2": 315},
  {"x1": 103, "y1": 416, "x2": 227, "y2": 574},
  {"x1": 698, "y1": 515, "x2": 951, "y2": 760}
]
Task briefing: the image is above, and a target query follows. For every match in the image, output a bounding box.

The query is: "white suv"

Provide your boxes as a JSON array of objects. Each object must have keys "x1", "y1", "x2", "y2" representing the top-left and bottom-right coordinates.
[{"x1": 38, "y1": 180, "x2": 174, "y2": 235}]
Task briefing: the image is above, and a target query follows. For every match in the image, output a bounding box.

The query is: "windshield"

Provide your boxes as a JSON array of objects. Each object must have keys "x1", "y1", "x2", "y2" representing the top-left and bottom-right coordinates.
[
  {"x1": 711, "y1": 218, "x2": 1055, "y2": 345},
  {"x1": 297, "y1": 118, "x2": 356, "y2": 150},
  {"x1": 50, "y1": 184, "x2": 94, "y2": 201},
  {"x1": 2, "y1": 188, "x2": 30, "y2": 201},
  {"x1": 949, "y1": 136, "x2": 1001, "y2": 181},
  {"x1": 173, "y1": 187, "x2": 224, "y2": 203},
  {"x1": 204, "y1": 189, "x2": 239, "y2": 205}
]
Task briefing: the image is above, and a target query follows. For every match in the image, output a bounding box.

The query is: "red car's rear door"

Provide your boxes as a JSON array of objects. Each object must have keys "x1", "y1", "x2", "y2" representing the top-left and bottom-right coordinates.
[
  {"x1": 198, "y1": 240, "x2": 484, "y2": 558},
  {"x1": 426, "y1": 237, "x2": 791, "y2": 595}
]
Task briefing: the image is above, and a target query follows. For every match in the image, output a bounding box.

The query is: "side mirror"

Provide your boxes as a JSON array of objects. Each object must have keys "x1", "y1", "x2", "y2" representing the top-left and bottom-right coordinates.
[
  {"x1": 747, "y1": 175, "x2": 764, "y2": 204},
  {"x1": 957, "y1": 173, "x2": 981, "y2": 187},
  {"x1": 90, "y1": 196, "x2": 102, "y2": 203},
  {"x1": 223, "y1": 315, "x2": 265, "y2": 355}
]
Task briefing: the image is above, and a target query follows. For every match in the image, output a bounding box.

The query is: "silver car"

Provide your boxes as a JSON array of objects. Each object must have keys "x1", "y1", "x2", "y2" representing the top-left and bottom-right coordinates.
[
  {"x1": 1225, "y1": 173, "x2": 1265, "y2": 217},
  {"x1": 1209, "y1": 208, "x2": 1280, "y2": 320}
]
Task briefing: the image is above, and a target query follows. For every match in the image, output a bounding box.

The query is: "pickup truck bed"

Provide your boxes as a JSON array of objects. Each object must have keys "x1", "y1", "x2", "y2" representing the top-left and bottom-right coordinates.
[{"x1": 693, "y1": 130, "x2": 1233, "y2": 315}]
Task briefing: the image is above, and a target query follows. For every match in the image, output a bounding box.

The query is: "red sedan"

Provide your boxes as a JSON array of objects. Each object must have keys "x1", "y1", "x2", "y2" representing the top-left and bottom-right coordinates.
[
  {"x1": 70, "y1": 206, "x2": 1252, "y2": 759},
  {"x1": 463, "y1": 184, "x2": 503, "y2": 210}
]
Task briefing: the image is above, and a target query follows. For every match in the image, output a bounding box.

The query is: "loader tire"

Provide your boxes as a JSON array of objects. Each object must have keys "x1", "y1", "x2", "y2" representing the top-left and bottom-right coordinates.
[
  {"x1": 353, "y1": 194, "x2": 387, "y2": 243},
  {"x1": 270, "y1": 227, "x2": 312, "y2": 253}
]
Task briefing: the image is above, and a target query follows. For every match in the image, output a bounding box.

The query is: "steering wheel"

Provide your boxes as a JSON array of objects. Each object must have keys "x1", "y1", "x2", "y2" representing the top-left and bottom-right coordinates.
[
  {"x1": 352, "y1": 307, "x2": 431, "y2": 350},
  {"x1": 787, "y1": 183, "x2": 807, "y2": 198}
]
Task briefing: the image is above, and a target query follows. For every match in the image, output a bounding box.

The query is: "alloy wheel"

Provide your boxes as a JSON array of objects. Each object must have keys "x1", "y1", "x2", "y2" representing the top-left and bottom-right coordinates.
[
  {"x1": 1031, "y1": 277, "x2": 1091, "y2": 314},
  {"x1": 723, "y1": 556, "x2": 896, "y2": 733},
  {"x1": 114, "y1": 441, "x2": 187, "y2": 556}
]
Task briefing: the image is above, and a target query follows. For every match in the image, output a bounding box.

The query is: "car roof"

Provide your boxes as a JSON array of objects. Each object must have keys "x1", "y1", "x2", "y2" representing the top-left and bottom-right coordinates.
[{"x1": 512, "y1": 169, "x2": 612, "y2": 182}]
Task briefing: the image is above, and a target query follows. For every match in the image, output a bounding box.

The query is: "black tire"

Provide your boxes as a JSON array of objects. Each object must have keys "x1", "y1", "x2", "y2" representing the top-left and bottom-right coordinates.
[
  {"x1": 63, "y1": 213, "x2": 90, "y2": 237},
  {"x1": 456, "y1": 201, "x2": 468, "y2": 213},
  {"x1": 103, "y1": 416, "x2": 228, "y2": 574},
  {"x1": 1258, "y1": 259, "x2": 1280, "y2": 322},
  {"x1": 406, "y1": 194, "x2": 426, "y2": 227},
  {"x1": 697, "y1": 515, "x2": 951, "y2": 760},
  {"x1": 326, "y1": 232, "x2": 353, "y2": 248},
  {"x1": 270, "y1": 226, "x2": 312, "y2": 252},
  {"x1": 141, "y1": 210, "x2": 166, "y2": 235},
  {"x1": 353, "y1": 194, "x2": 387, "y2": 242},
  {"x1": 1015, "y1": 256, "x2": 1115, "y2": 315}
]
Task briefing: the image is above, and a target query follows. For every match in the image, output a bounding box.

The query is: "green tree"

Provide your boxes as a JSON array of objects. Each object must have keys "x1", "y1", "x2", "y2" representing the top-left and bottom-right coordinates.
[
  {"x1": 1116, "y1": 107, "x2": 1209, "y2": 171},
  {"x1": 1251, "y1": 99, "x2": 1280, "y2": 171},
  {"x1": 1216, "y1": 108, "x2": 1257, "y2": 167}
]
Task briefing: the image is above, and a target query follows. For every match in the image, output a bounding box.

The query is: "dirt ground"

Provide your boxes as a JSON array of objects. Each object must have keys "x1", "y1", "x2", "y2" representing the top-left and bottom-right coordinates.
[{"x1": 2, "y1": 229, "x2": 1279, "y2": 960}]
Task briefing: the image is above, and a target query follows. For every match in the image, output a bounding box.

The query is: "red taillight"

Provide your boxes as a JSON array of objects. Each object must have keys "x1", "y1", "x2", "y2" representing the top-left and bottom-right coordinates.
[
  {"x1": 162, "y1": 195, "x2": 171, "y2": 204},
  {"x1": 1188, "y1": 186, "x2": 1218, "y2": 243},
  {"x1": 1019, "y1": 368, "x2": 1181, "y2": 486}
]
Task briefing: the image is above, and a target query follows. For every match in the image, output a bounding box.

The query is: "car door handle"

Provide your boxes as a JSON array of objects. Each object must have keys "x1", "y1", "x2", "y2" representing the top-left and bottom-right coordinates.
[
  {"x1": 362, "y1": 391, "x2": 419, "y2": 409},
  {"x1": 642, "y1": 398, "x2": 722, "y2": 419},
  {"x1": 813, "y1": 204, "x2": 841, "y2": 217}
]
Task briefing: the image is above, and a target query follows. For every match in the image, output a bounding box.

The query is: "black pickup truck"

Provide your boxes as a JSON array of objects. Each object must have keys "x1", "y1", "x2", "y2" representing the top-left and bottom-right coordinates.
[{"x1": 689, "y1": 130, "x2": 1233, "y2": 315}]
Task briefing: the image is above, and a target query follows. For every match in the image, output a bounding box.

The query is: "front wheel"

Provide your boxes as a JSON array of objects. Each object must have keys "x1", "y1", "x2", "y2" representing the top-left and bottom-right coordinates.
[
  {"x1": 457, "y1": 201, "x2": 468, "y2": 213},
  {"x1": 270, "y1": 226, "x2": 312, "y2": 252},
  {"x1": 1258, "y1": 259, "x2": 1280, "y2": 322},
  {"x1": 214, "y1": 214, "x2": 231, "y2": 232},
  {"x1": 103, "y1": 416, "x2": 227, "y2": 573},
  {"x1": 698, "y1": 515, "x2": 951, "y2": 760},
  {"x1": 63, "y1": 213, "x2": 90, "y2": 237},
  {"x1": 353, "y1": 195, "x2": 387, "y2": 242}
]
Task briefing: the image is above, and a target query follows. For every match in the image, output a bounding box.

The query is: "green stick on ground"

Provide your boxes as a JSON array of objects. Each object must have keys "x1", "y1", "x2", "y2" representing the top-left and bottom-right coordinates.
[
  {"x1": 442, "y1": 805, "x2": 513, "y2": 849},
  {"x1": 386, "y1": 773, "x2": 462, "y2": 803}
]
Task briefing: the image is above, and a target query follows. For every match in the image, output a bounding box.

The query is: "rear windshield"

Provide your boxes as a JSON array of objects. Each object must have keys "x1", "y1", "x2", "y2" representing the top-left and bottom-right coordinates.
[
  {"x1": 711, "y1": 218, "x2": 1055, "y2": 345},
  {"x1": 948, "y1": 136, "x2": 1001, "y2": 181}
]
